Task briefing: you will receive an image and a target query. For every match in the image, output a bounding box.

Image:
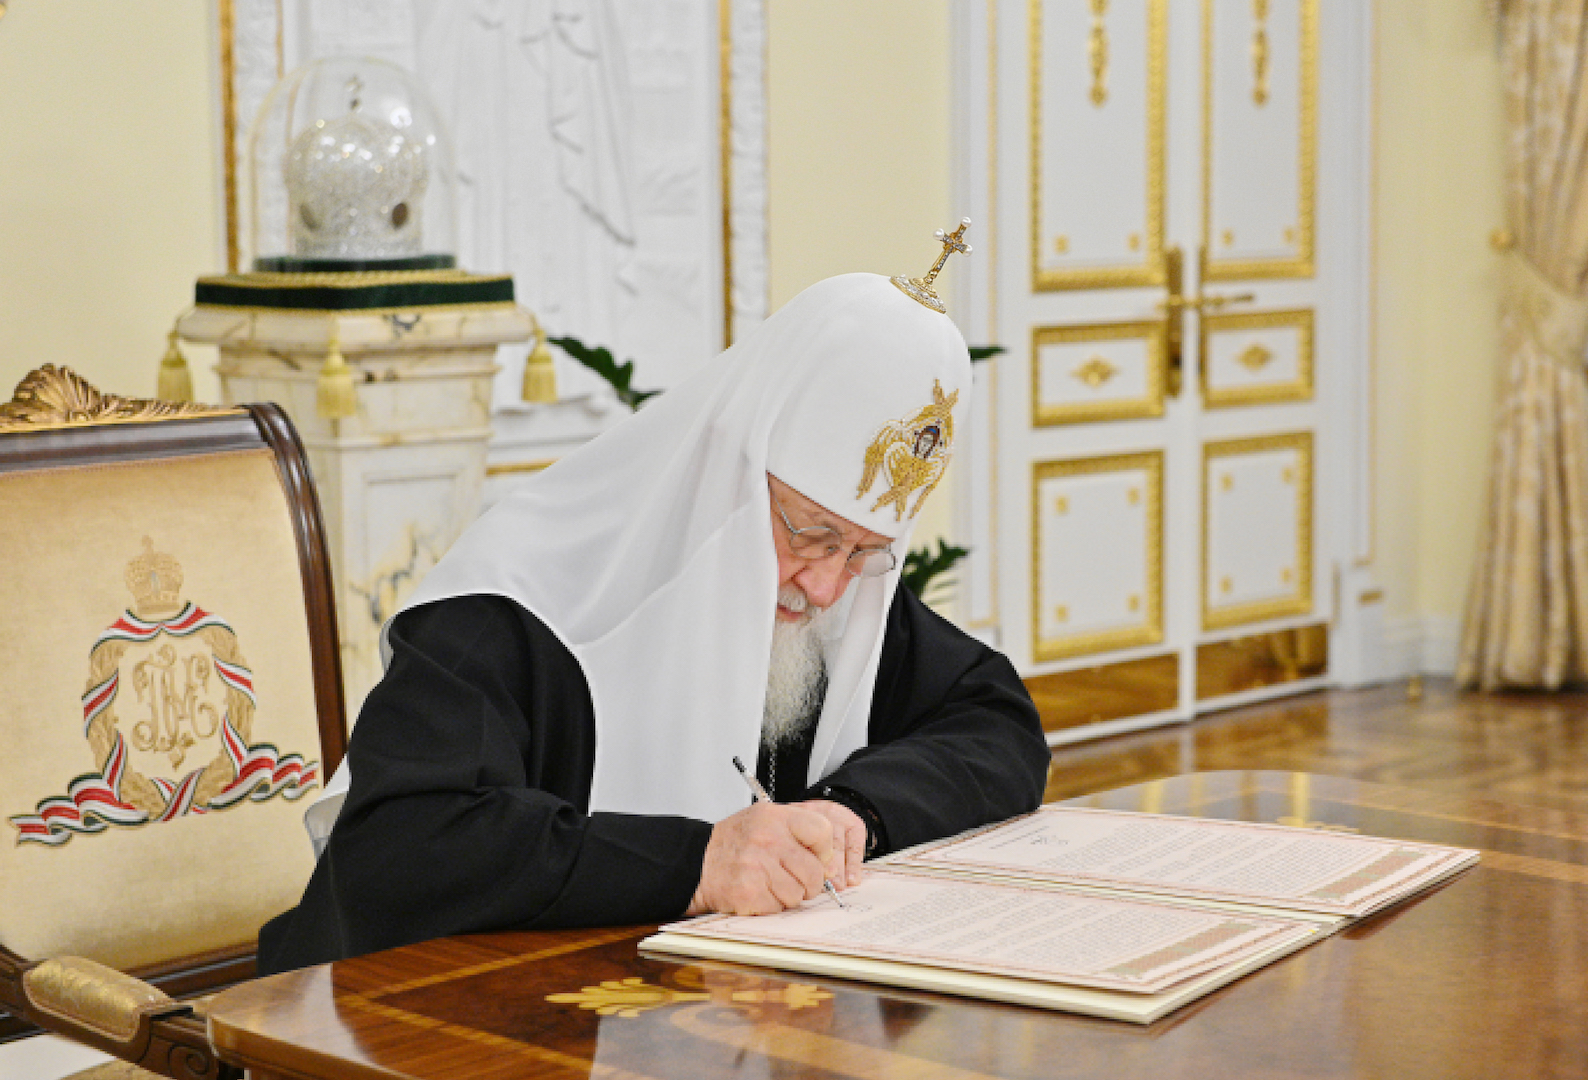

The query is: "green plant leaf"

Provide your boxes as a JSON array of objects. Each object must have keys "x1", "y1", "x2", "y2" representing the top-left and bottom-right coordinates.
[
  {"x1": 968, "y1": 345, "x2": 1005, "y2": 363},
  {"x1": 548, "y1": 335, "x2": 661, "y2": 410},
  {"x1": 900, "y1": 539, "x2": 971, "y2": 603}
]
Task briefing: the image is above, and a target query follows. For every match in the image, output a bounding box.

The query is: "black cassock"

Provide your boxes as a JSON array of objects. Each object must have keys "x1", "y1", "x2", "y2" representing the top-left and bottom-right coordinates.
[{"x1": 258, "y1": 586, "x2": 1049, "y2": 973}]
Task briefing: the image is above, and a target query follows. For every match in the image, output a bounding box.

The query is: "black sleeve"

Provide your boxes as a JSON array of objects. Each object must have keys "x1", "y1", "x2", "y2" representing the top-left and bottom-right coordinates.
[
  {"x1": 257, "y1": 595, "x2": 713, "y2": 973},
  {"x1": 804, "y1": 586, "x2": 1050, "y2": 854}
]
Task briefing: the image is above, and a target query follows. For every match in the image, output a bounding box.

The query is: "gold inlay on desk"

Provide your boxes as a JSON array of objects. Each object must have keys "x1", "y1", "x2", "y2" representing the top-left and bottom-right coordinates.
[{"x1": 547, "y1": 978, "x2": 831, "y2": 1019}]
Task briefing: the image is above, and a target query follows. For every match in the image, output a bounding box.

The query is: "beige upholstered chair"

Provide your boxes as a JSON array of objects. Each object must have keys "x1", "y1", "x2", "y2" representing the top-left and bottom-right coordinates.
[{"x1": 0, "y1": 367, "x2": 347, "y2": 1080}]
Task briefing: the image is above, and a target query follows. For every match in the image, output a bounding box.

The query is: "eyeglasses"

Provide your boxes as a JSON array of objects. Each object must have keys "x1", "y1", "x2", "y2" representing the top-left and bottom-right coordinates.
[{"x1": 771, "y1": 490, "x2": 897, "y2": 578}]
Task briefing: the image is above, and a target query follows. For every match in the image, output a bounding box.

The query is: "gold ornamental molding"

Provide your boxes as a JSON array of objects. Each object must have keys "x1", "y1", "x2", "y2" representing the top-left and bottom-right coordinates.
[
  {"x1": 1031, "y1": 0, "x2": 1168, "y2": 291},
  {"x1": 1201, "y1": 0, "x2": 1317, "y2": 281},
  {"x1": 1032, "y1": 451, "x2": 1165, "y2": 663},
  {"x1": 0, "y1": 366, "x2": 238, "y2": 434},
  {"x1": 1201, "y1": 307, "x2": 1314, "y2": 407},
  {"x1": 1237, "y1": 343, "x2": 1274, "y2": 371},
  {"x1": 1088, "y1": 0, "x2": 1110, "y2": 107},
  {"x1": 1073, "y1": 355, "x2": 1119, "y2": 388},
  {"x1": 1251, "y1": 0, "x2": 1271, "y2": 106},
  {"x1": 1032, "y1": 320, "x2": 1167, "y2": 425},
  {"x1": 1201, "y1": 431, "x2": 1313, "y2": 631}
]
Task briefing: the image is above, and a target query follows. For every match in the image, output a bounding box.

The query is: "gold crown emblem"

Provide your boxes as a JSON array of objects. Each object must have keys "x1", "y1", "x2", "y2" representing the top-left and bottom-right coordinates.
[
  {"x1": 890, "y1": 218, "x2": 972, "y2": 314},
  {"x1": 125, "y1": 537, "x2": 184, "y2": 620}
]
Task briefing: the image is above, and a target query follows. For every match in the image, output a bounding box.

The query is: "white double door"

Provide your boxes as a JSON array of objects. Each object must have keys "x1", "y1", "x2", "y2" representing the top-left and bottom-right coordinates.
[{"x1": 953, "y1": 0, "x2": 1376, "y2": 738}]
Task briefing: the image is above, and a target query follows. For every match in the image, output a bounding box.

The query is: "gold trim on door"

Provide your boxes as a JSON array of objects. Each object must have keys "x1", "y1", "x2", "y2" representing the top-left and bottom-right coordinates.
[
  {"x1": 1196, "y1": 623, "x2": 1328, "y2": 699},
  {"x1": 1202, "y1": 431, "x2": 1313, "y2": 630},
  {"x1": 1031, "y1": 0, "x2": 1168, "y2": 291},
  {"x1": 1033, "y1": 451, "x2": 1165, "y2": 662},
  {"x1": 1201, "y1": 0, "x2": 1317, "y2": 281},
  {"x1": 1032, "y1": 321, "x2": 1167, "y2": 425},
  {"x1": 1201, "y1": 307, "x2": 1314, "y2": 408},
  {"x1": 1025, "y1": 652, "x2": 1179, "y2": 734}
]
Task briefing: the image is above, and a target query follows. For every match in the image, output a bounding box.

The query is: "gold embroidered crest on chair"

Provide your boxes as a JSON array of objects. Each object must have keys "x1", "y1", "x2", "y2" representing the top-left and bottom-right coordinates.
[{"x1": 0, "y1": 366, "x2": 347, "y2": 1080}]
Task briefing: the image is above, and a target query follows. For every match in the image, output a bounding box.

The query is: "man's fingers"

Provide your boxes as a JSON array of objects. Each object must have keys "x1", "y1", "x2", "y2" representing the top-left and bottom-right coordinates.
[
  {"x1": 784, "y1": 806, "x2": 837, "y2": 860},
  {"x1": 767, "y1": 857, "x2": 815, "y2": 908},
  {"x1": 842, "y1": 821, "x2": 866, "y2": 886}
]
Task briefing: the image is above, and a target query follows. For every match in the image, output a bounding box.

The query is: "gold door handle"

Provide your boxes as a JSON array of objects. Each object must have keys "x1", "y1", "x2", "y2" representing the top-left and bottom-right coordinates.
[
  {"x1": 1159, "y1": 244, "x2": 1254, "y2": 397},
  {"x1": 1188, "y1": 291, "x2": 1256, "y2": 311}
]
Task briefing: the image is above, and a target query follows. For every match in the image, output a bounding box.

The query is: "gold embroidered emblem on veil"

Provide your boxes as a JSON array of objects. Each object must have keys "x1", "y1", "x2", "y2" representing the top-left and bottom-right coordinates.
[{"x1": 857, "y1": 380, "x2": 959, "y2": 521}]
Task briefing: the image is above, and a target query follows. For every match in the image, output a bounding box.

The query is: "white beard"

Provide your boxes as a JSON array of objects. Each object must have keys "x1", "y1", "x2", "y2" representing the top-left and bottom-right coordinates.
[{"x1": 763, "y1": 586, "x2": 828, "y2": 750}]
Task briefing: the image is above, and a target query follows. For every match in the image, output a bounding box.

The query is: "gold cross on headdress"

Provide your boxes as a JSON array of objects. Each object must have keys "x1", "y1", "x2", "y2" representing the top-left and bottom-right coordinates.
[{"x1": 891, "y1": 218, "x2": 973, "y2": 314}]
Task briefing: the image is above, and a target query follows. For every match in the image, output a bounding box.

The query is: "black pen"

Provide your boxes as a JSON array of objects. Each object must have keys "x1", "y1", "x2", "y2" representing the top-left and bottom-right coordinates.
[{"x1": 731, "y1": 755, "x2": 847, "y2": 909}]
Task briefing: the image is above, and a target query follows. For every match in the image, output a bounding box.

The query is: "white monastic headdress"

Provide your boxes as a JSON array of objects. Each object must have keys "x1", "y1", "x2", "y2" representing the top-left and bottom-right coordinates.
[{"x1": 308, "y1": 242, "x2": 973, "y2": 847}]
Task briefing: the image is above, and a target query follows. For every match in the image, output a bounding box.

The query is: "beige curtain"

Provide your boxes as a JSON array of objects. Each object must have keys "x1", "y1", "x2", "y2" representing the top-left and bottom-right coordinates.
[{"x1": 1459, "y1": 0, "x2": 1588, "y2": 690}]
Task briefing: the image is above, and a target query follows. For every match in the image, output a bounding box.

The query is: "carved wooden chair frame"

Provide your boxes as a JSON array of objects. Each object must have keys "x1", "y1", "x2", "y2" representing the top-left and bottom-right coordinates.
[{"x1": 0, "y1": 366, "x2": 347, "y2": 1080}]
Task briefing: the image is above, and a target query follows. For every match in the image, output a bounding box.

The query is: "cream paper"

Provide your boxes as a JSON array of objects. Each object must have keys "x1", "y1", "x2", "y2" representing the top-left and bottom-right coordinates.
[
  {"x1": 661, "y1": 869, "x2": 1318, "y2": 995},
  {"x1": 892, "y1": 807, "x2": 1479, "y2": 917}
]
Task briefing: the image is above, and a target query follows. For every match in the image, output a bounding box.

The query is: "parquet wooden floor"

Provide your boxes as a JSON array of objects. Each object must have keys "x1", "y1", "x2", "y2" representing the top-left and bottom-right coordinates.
[{"x1": 1043, "y1": 678, "x2": 1588, "y2": 814}]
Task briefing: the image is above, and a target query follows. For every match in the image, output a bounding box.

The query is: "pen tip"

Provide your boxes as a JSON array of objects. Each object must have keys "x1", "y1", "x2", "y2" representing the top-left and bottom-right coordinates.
[{"x1": 731, "y1": 755, "x2": 747, "y2": 773}]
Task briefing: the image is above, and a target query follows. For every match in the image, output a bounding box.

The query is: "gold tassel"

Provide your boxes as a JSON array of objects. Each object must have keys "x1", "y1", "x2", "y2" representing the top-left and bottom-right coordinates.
[
  {"x1": 521, "y1": 313, "x2": 558, "y2": 403},
  {"x1": 316, "y1": 327, "x2": 358, "y2": 420},
  {"x1": 157, "y1": 328, "x2": 194, "y2": 403}
]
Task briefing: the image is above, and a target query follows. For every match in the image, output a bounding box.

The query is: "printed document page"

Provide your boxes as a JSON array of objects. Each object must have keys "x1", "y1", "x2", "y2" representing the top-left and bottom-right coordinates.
[
  {"x1": 891, "y1": 807, "x2": 1478, "y2": 916},
  {"x1": 661, "y1": 869, "x2": 1318, "y2": 995}
]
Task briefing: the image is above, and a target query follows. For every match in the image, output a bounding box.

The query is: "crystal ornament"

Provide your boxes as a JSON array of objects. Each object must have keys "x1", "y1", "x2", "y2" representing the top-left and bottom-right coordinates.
[
  {"x1": 285, "y1": 76, "x2": 430, "y2": 260},
  {"x1": 246, "y1": 57, "x2": 457, "y2": 269}
]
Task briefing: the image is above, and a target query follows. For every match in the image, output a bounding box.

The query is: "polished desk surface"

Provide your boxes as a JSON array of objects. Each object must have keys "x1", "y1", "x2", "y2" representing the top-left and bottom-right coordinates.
[{"x1": 207, "y1": 772, "x2": 1588, "y2": 1080}]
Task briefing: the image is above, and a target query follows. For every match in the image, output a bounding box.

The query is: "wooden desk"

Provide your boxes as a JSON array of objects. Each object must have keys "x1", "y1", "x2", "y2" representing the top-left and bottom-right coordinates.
[{"x1": 206, "y1": 772, "x2": 1588, "y2": 1079}]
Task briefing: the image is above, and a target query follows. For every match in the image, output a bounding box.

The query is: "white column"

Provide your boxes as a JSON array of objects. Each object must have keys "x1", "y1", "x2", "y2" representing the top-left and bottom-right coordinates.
[{"x1": 179, "y1": 304, "x2": 532, "y2": 719}]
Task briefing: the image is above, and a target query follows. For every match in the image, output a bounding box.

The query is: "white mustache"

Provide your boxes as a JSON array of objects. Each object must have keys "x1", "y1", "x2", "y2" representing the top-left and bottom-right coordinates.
[{"x1": 778, "y1": 585, "x2": 815, "y2": 614}]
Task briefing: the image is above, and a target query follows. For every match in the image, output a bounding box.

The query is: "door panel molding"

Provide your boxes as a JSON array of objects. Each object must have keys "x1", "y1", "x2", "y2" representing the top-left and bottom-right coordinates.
[
  {"x1": 1202, "y1": 0, "x2": 1317, "y2": 281},
  {"x1": 1032, "y1": 320, "x2": 1168, "y2": 425},
  {"x1": 1202, "y1": 431, "x2": 1314, "y2": 630},
  {"x1": 1030, "y1": 0, "x2": 1167, "y2": 291},
  {"x1": 1201, "y1": 307, "x2": 1314, "y2": 407},
  {"x1": 1033, "y1": 451, "x2": 1165, "y2": 661}
]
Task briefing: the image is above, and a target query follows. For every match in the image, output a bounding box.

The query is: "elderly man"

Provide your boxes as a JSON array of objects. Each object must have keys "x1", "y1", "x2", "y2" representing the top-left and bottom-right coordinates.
[{"x1": 258, "y1": 252, "x2": 1050, "y2": 974}]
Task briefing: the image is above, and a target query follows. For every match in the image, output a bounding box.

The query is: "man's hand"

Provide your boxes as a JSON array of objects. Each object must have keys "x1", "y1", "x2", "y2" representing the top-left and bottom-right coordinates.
[
  {"x1": 799, "y1": 799, "x2": 867, "y2": 889},
  {"x1": 687, "y1": 802, "x2": 846, "y2": 916}
]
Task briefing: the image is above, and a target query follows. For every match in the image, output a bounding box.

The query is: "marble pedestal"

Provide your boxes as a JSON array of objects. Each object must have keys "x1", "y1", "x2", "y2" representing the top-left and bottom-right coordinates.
[{"x1": 178, "y1": 303, "x2": 532, "y2": 719}]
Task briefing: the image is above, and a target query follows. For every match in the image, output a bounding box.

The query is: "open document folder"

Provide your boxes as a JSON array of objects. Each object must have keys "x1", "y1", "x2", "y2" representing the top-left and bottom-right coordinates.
[{"x1": 642, "y1": 807, "x2": 1479, "y2": 1023}]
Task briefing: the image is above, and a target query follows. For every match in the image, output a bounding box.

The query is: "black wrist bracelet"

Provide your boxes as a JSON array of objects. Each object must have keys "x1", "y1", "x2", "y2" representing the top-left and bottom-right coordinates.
[{"x1": 807, "y1": 783, "x2": 888, "y2": 857}]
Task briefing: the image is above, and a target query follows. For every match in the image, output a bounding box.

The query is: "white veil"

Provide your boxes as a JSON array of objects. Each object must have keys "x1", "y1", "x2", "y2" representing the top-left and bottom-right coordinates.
[{"x1": 308, "y1": 272, "x2": 970, "y2": 846}]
